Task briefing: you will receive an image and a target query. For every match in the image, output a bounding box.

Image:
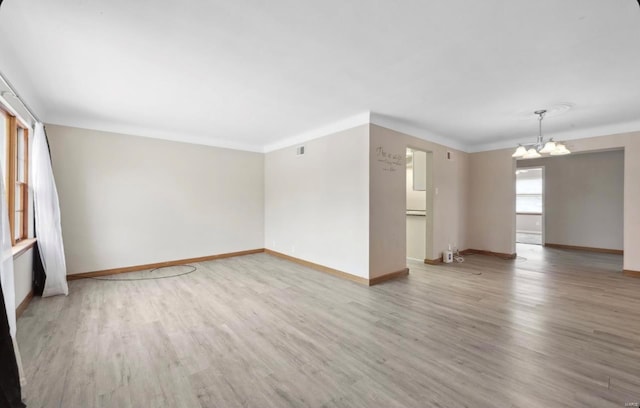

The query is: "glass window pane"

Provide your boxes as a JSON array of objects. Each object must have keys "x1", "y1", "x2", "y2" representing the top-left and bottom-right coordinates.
[
  {"x1": 15, "y1": 183, "x2": 22, "y2": 211},
  {"x1": 14, "y1": 210, "x2": 22, "y2": 241},
  {"x1": 17, "y1": 129, "x2": 25, "y2": 182},
  {"x1": 0, "y1": 114, "x2": 6, "y2": 188},
  {"x1": 17, "y1": 157, "x2": 25, "y2": 183},
  {"x1": 516, "y1": 195, "x2": 542, "y2": 213},
  {"x1": 516, "y1": 178, "x2": 542, "y2": 194}
]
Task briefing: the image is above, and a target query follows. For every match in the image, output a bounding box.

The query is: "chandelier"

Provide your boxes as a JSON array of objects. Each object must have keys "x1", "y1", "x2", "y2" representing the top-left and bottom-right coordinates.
[{"x1": 512, "y1": 110, "x2": 571, "y2": 159}]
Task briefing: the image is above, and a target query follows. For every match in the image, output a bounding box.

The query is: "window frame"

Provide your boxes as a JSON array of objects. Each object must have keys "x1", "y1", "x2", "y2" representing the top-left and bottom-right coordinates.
[
  {"x1": 1, "y1": 106, "x2": 30, "y2": 245},
  {"x1": 515, "y1": 168, "x2": 544, "y2": 216}
]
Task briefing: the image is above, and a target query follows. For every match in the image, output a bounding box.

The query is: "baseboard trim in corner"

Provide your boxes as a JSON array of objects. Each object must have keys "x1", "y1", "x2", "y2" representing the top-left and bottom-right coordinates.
[
  {"x1": 264, "y1": 249, "x2": 369, "y2": 285},
  {"x1": 424, "y1": 258, "x2": 442, "y2": 265},
  {"x1": 369, "y1": 268, "x2": 409, "y2": 286},
  {"x1": 67, "y1": 248, "x2": 266, "y2": 281},
  {"x1": 544, "y1": 243, "x2": 623, "y2": 255},
  {"x1": 16, "y1": 290, "x2": 34, "y2": 318},
  {"x1": 461, "y1": 249, "x2": 517, "y2": 260},
  {"x1": 624, "y1": 270, "x2": 640, "y2": 278}
]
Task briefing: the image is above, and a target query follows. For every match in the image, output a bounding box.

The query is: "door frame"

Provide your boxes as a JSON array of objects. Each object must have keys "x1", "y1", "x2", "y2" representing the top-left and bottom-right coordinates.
[
  {"x1": 405, "y1": 146, "x2": 434, "y2": 261},
  {"x1": 515, "y1": 165, "x2": 545, "y2": 246}
]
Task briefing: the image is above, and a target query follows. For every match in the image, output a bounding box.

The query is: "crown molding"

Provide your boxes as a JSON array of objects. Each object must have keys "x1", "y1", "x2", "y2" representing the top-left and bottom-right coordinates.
[
  {"x1": 467, "y1": 119, "x2": 640, "y2": 153},
  {"x1": 262, "y1": 112, "x2": 371, "y2": 153},
  {"x1": 369, "y1": 113, "x2": 467, "y2": 151},
  {"x1": 263, "y1": 111, "x2": 467, "y2": 153},
  {"x1": 43, "y1": 112, "x2": 640, "y2": 156},
  {"x1": 45, "y1": 117, "x2": 265, "y2": 153},
  {"x1": 0, "y1": 93, "x2": 33, "y2": 127}
]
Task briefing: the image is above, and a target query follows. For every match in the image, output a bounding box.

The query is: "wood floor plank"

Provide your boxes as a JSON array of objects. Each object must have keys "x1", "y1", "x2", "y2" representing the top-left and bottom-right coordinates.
[{"x1": 16, "y1": 244, "x2": 640, "y2": 408}]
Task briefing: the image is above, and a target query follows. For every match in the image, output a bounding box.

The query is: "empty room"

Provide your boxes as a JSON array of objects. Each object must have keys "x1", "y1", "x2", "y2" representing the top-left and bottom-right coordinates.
[{"x1": 1, "y1": 1, "x2": 640, "y2": 407}]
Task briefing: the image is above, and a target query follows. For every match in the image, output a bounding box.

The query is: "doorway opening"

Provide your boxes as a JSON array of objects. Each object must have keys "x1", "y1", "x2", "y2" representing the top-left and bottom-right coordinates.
[
  {"x1": 515, "y1": 167, "x2": 544, "y2": 245},
  {"x1": 406, "y1": 148, "x2": 433, "y2": 262}
]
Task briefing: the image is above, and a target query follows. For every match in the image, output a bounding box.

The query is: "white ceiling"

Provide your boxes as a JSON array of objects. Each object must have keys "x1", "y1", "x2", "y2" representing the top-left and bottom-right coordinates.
[{"x1": 1, "y1": 0, "x2": 639, "y2": 152}]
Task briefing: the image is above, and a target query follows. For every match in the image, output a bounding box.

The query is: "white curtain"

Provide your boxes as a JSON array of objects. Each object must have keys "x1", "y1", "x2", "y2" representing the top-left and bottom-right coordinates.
[
  {"x1": 0, "y1": 162, "x2": 16, "y2": 337},
  {"x1": 32, "y1": 123, "x2": 68, "y2": 297},
  {"x1": 0, "y1": 145, "x2": 25, "y2": 386}
]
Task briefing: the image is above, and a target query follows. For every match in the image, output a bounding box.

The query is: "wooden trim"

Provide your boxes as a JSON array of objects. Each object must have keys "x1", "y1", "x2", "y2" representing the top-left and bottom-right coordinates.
[
  {"x1": 16, "y1": 290, "x2": 33, "y2": 318},
  {"x1": 0, "y1": 105, "x2": 11, "y2": 117},
  {"x1": 12, "y1": 237, "x2": 36, "y2": 258},
  {"x1": 264, "y1": 249, "x2": 369, "y2": 286},
  {"x1": 544, "y1": 243, "x2": 623, "y2": 255},
  {"x1": 623, "y1": 270, "x2": 640, "y2": 278},
  {"x1": 4, "y1": 113, "x2": 30, "y2": 245},
  {"x1": 369, "y1": 268, "x2": 409, "y2": 286},
  {"x1": 424, "y1": 258, "x2": 442, "y2": 265},
  {"x1": 0, "y1": 103, "x2": 29, "y2": 129},
  {"x1": 7, "y1": 115, "x2": 16, "y2": 246},
  {"x1": 21, "y1": 127, "x2": 28, "y2": 240},
  {"x1": 461, "y1": 249, "x2": 517, "y2": 260},
  {"x1": 516, "y1": 212, "x2": 542, "y2": 216},
  {"x1": 67, "y1": 248, "x2": 265, "y2": 281}
]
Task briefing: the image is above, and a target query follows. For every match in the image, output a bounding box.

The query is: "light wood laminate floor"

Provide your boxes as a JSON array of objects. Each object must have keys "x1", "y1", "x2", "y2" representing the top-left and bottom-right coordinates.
[{"x1": 17, "y1": 245, "x2": 640, "y2": 408}]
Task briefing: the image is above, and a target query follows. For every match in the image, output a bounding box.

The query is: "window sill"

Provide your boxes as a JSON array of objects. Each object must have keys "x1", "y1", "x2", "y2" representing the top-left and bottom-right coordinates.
[{"x1": 12, "y1": 238, "x2": 37, "y2": 259}]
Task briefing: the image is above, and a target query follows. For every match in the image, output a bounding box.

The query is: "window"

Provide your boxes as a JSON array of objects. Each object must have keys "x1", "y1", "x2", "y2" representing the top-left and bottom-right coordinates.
[
  {"x1": 516, "y1": 168, "x2": 543, "y2": 214},
  {"x1": 0, "y1": 106, "x2": 30, "y2": 245}
]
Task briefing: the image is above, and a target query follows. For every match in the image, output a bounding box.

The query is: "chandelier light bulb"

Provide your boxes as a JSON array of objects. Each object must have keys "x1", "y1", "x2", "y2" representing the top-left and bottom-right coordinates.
[
  {"x1": 550, "y1": 143, "x2": 571, "y2": 155},
  {"x1": 512, "y1": 146, "x2": 527, "y2": 158},
  {"x1": 539, "y1": 140, "x2": 556, "y2": 154},
  {"x1": 523, "y1": 148, "x2": 541, "y2": 159}
]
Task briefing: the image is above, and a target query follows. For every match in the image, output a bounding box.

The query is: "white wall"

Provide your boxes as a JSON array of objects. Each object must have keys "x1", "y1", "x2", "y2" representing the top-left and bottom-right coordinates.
[
  {"x1": 14, "y1": 249, "x2": 33, "y2": 308},
  {"x1": 406, "y1": 216, "x2": 426, "y2": 260},
  {"x1": 265, "y1": 124, "x2": 468, "y2": 279},
  {"x1": 46, "y1": 124, "x2": 265, "y2": 275},
  {"x1": 264, "y1": 125, "x2": 370, "y2": 278},
  {"x1": 40, "y1": 122, "x2": 637, "y2": 283},
  {"x1": 467, "y1": 149, "x2": 517, "y2": 255},
  {"x1": 42, "y1": 122, "x2": 468, "y2": 282},
  {"x1": 519, "y1": 150, "x2": 624, "y2": 251},
  {"x1": 370, "y1": 125, "x2": 468, "y2": 276}
]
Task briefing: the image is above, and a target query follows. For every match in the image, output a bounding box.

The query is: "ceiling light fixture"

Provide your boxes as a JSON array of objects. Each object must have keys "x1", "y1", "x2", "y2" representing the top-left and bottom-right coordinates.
[{"x1": 512, "y1": 110, "x2": 571, "y2": 159}]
